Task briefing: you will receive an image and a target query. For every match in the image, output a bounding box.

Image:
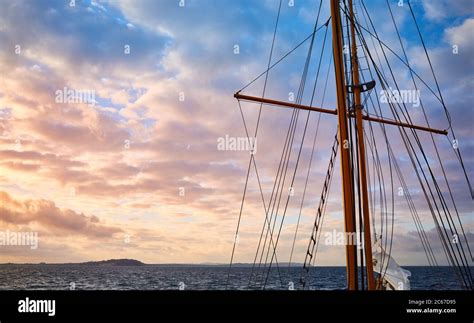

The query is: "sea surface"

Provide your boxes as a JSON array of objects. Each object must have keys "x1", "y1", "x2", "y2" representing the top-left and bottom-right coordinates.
[{"x1": 0, "y1": 265, "x2": 466, "y2": 290}]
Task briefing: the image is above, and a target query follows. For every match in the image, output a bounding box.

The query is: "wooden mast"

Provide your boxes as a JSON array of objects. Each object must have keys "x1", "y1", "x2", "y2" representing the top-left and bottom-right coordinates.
[
  {"x1": 348, "y1": 0, "x2": 376, "y2": 290},
  {"x1": 330, "y1": 0, "x2": 358, "y2": 290}
]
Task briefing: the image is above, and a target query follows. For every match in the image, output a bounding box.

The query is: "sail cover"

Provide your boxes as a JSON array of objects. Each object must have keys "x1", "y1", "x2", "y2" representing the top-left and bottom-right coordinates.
[{"x1": 372, "y1": 239, "x2": 411, "y2": 290}]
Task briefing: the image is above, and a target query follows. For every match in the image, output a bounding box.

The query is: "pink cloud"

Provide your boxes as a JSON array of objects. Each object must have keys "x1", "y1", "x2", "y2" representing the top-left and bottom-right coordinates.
[{"x1": 0, "y1": 191, "x2": 122, "y2": 238}]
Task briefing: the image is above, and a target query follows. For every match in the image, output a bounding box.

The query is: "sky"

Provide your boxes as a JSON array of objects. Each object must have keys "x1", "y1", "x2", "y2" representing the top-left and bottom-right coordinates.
[{"x1": 0, "y1": 0, "x2": 472, "y2": 266}]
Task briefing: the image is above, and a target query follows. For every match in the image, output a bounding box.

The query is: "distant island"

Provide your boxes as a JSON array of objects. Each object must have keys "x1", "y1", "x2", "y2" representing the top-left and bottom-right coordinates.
[{"x1": 78, "y1": 259, "x2": 146, "y2": 266}]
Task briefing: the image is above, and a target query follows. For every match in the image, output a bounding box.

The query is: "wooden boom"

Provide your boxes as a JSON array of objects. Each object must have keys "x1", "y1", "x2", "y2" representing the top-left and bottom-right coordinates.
[{"x1": 234, "y1": 93, "x2": 448, "y2": 136}]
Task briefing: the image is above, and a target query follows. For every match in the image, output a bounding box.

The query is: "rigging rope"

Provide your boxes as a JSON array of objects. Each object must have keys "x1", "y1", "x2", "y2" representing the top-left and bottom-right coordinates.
[
  {"x1": 353, "y1": 0, "x2": 395, "y2": 290},
  {"x1": 238, "y1": 19, "x2": 331, "y2": 94},
  {"x1": 349, "y1": 1, "x2": 473, "y2": 288},
  {"x1": 386, "y1": 0, "x2": 472, "y2": 267},
  {"x1": 231, "y1": 0, "x2": 472, "y2": 291},
  {"x1": 260, "y1": 2, "x2": 328, "y2": 288},
  {"x1": 288, "y1": 52, "x2": 334, "y2": 270},
  {"x1": 246, "y1": 2, "x2": 328, "y2": 289},
  {"x1": 404, "y1": 1, "x2": 473, "y2": 261},
  {"x1": 226, "y1": 0, "x2": 283, "y2": 289}
]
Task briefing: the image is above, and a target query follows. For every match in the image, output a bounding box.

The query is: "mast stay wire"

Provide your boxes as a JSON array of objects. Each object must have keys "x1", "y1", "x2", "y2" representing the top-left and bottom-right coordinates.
[
  {"x1": 296, "y1": 53, "x2": 335, "y2": 290},
  {"x1": 226, "y1": 0, "x2": 283, "y2": 289},
  {"x1": 238, "y1": 18, "x2": 331, "y2": 94}
]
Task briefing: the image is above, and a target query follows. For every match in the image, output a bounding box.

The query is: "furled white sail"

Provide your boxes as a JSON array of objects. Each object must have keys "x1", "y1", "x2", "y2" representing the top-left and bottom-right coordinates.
[{"x1": 372, "y1": 239, "x2": 411, "y2": 290}]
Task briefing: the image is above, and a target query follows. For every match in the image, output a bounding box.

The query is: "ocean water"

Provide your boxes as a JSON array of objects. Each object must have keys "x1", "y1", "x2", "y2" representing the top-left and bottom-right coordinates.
[{"x1": 0, "y1": 265, "x2": 465, "y2": 290}]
